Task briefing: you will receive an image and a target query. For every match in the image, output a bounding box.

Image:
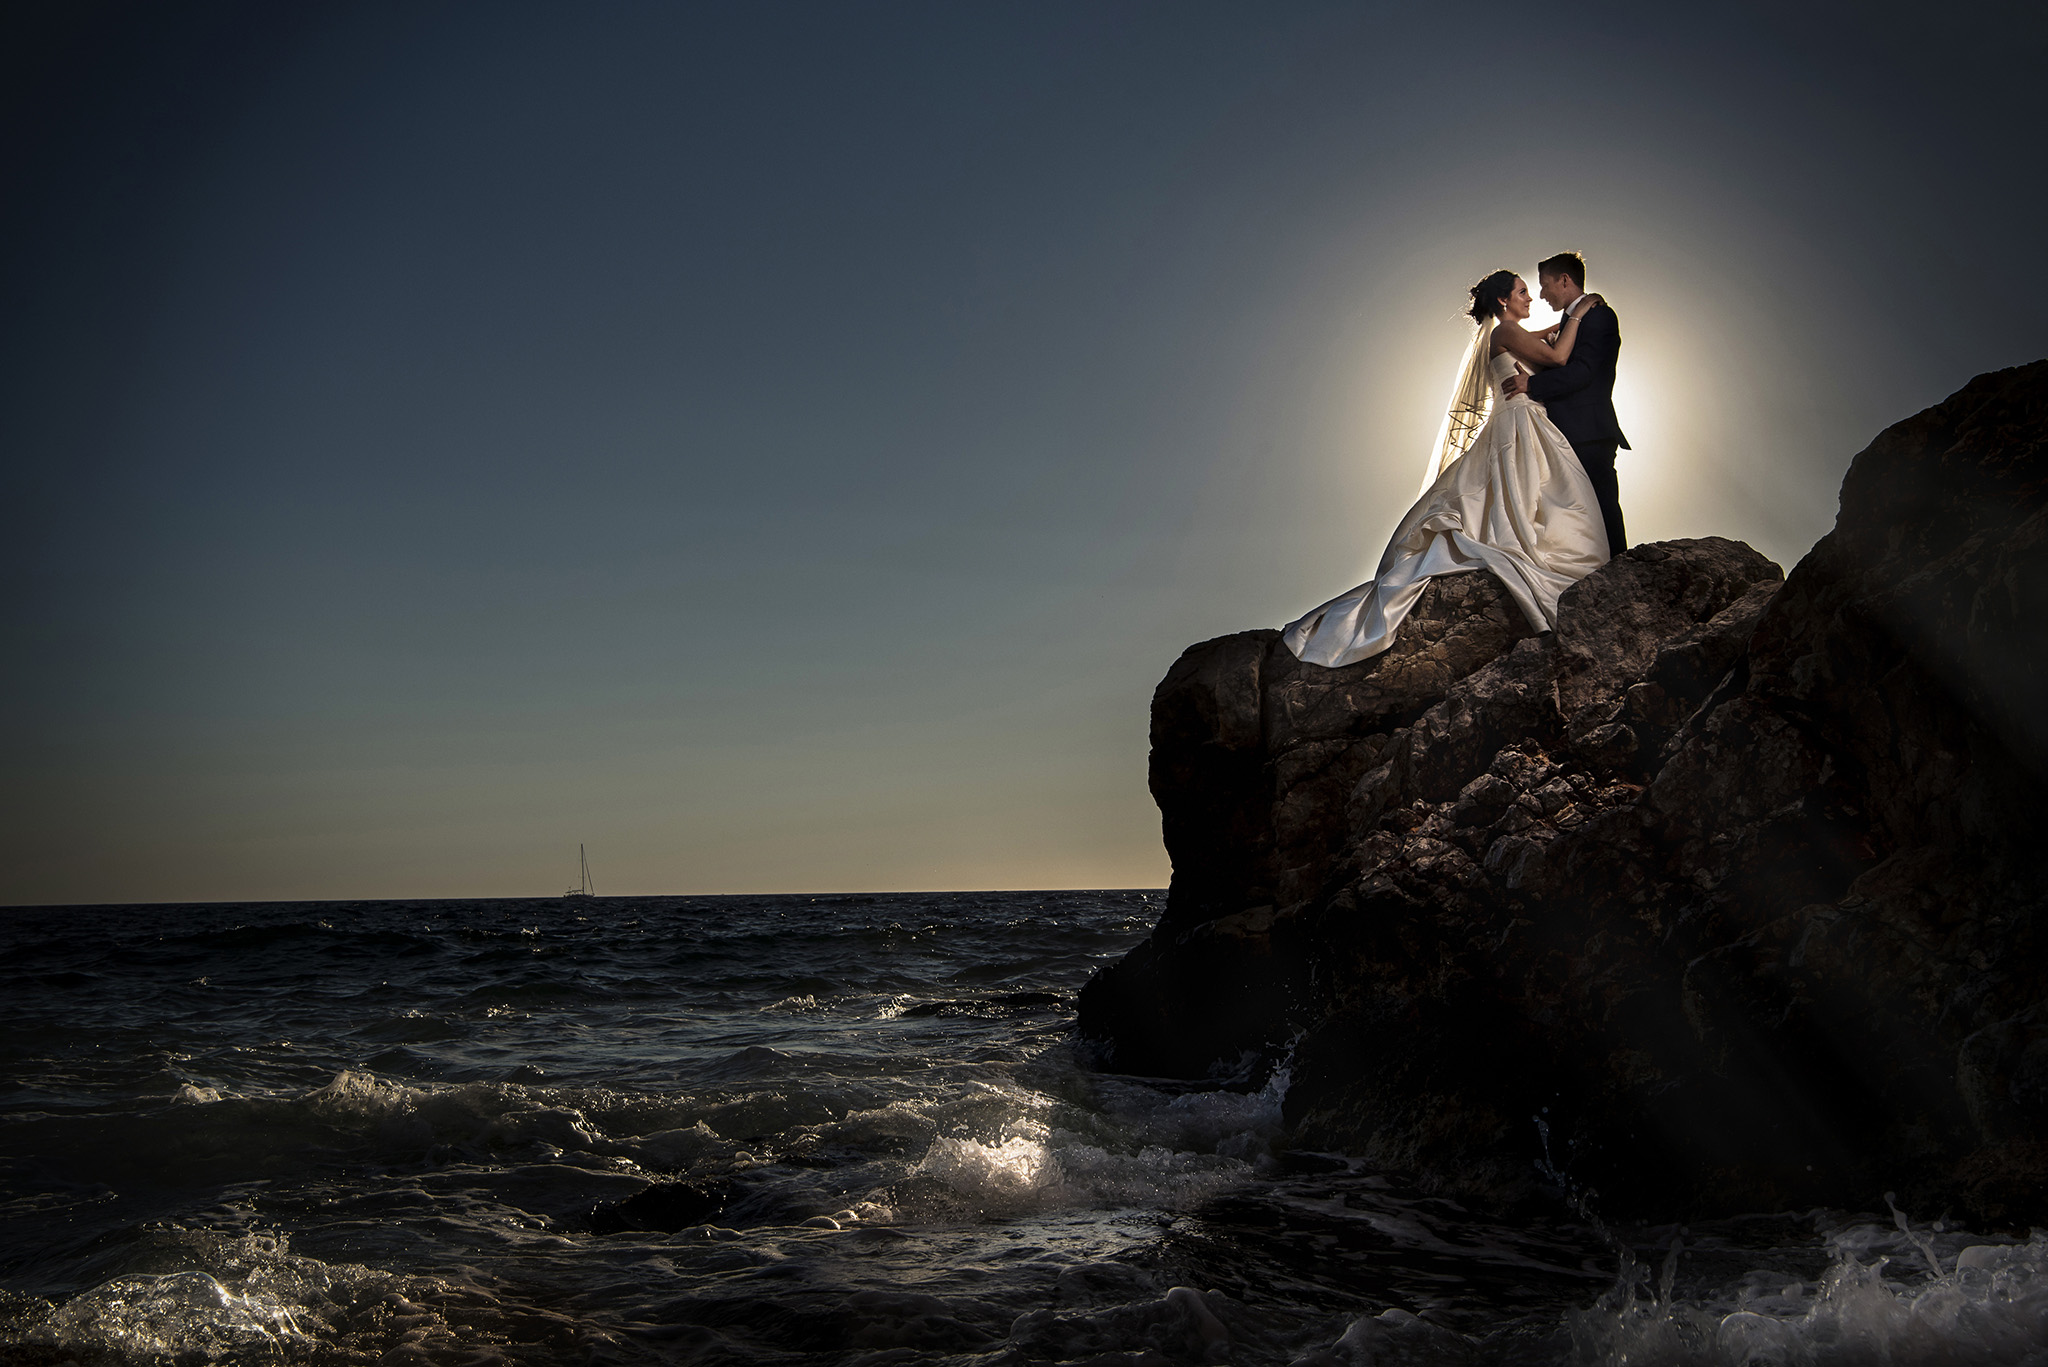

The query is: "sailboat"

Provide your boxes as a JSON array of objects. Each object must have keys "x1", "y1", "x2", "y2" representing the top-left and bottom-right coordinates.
[{"x1": 563, "y1": 844, "x2": 596, "y2": 898}]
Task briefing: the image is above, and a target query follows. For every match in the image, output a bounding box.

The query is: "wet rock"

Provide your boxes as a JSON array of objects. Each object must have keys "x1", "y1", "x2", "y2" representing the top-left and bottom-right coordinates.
[
  {"x1": 1079, "y1": 575, "x2": 1547, "y2": 1077},
  {"x1": 1449, "y1": 774, "x2": 1515, "y2": 827},
  {"x1": 588, "y1": 1179, "x2": 733, "y2": 1234},
  {"x1": 1077, "y1": 361, "x2": 2048, "y2": 1221}
]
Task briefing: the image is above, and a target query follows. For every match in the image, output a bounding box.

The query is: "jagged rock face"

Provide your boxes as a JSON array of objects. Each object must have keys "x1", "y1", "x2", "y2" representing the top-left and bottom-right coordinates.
[
  {"x1": 1107, "y1": 573, "x2": 1547, "y2": 1078},
  {"x1": 1076, "y1": 360, "x2": 2048, "y2": 1221}
]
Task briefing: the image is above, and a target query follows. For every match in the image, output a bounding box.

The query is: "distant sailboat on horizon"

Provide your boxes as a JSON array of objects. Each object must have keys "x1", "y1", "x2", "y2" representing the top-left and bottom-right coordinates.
[{"x1": 564, "y1": 844, "x2": 595, "y2": 899}]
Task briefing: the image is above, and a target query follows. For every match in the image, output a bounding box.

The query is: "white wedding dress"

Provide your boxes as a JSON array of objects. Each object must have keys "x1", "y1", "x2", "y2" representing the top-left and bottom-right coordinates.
[{"x1": 1282, "y1": 345, "x2": 1610, "y2": 667}]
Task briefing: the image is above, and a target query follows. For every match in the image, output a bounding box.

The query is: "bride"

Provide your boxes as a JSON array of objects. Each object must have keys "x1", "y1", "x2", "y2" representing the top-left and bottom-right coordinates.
[{"x1": 1281, "y1": 270, "x2": 1613, "y2": 667}]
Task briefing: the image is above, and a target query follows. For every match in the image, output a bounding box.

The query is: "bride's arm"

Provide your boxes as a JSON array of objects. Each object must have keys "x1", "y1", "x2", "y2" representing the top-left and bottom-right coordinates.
[{"x1": 1495, "y1": 295, "x2": 1602, "y2": 369}]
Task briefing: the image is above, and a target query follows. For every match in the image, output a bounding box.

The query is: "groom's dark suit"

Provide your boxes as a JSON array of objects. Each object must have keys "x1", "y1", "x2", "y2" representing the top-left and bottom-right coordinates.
[{"x1": 1526, "y1": 301, "x2": 1629, "y2": 553}]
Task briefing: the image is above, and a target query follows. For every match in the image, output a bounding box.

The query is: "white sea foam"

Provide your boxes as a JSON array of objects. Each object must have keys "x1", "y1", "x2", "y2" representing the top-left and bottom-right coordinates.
[
  {"x1": 615, "y1": 1119, "x2": 735, "y2": 1169},
  {"x1": 918, "y1": 1133, "x2": 1061, "y2": 1198},
  {"x1": 1285, "y1": 1219, "x2": 2048, "y2": 1366},
  {"x1": 1564, "y1": 1229, "x2": 2048, "y2": 1367},
  {"x1": 1048, "y1": 1136, "x2": 1250, "y2": 1207},
  {"x1": 25, "y1": 1233, "x2": 407, "y2": 1364},
  {"x1": 1151, "y1": 1062, "x2": 1292, "y2": 1160},
  {"x1": 819, "y1": 1102, "x2": 940, "y2": 1152},
  {"x1": 300, "y1": 1070, "x2": 615, "y2": 1156},
  {"x1": 906, "y1": 1116, "x2": 1249, "y2": 1217},
  {"x1": 304, "y1": 1068, "x2": 420, "y2": 1120},
  {"x1": 37, "y1": 1271, "x2": 309, "y2": 1360},
  {"x1": 1074, "y1": 1060, "x2": 1293, "y2": 1167}
]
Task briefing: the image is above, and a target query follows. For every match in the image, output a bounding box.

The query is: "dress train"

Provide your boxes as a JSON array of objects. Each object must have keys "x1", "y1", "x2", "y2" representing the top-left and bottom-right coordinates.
[{"x1": 1282, "y1": 349, "x2": 1610, "y2": 667}]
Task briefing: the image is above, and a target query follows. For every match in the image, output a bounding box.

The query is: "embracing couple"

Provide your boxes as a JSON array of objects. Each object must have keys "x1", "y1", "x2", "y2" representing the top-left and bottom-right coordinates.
[{"x1": 1283, "y1": 252, "x2": 1629, "y2": 667}]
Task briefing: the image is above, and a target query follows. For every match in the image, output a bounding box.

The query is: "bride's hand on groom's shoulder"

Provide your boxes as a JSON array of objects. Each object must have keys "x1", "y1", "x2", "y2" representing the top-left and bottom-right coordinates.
[{"x1": 1582, "y1": 293, "x2": 1604, "y2": 311}]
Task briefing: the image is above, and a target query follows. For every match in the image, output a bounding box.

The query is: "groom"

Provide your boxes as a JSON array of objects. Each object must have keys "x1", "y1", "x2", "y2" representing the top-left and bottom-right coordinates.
[{"x1": 1502, "y1": 252, "x2": 1629, "y2": 553}]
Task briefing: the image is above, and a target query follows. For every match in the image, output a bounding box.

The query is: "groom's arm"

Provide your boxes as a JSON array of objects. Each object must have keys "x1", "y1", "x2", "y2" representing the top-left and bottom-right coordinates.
[{"x1": 1525, "y1": 310, "x2": 1616, "y2": 403}]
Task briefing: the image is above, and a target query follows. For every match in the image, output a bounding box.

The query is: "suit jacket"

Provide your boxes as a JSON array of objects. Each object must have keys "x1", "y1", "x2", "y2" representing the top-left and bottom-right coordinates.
[{"x1": 1525, "y1": 301, "x2": 1629, "y2": 451}]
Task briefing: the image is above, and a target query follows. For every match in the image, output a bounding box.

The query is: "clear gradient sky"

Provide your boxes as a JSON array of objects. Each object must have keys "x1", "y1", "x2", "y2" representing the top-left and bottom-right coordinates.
[{"x1": 4, "y1": 1, "x2": 2043, "y2": 904}]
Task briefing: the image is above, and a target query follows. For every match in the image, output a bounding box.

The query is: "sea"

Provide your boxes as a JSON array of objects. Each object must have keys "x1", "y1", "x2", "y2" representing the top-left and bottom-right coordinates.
[{"x1": 1, "y1": 892, "x2": 2042, "y2": 1366}]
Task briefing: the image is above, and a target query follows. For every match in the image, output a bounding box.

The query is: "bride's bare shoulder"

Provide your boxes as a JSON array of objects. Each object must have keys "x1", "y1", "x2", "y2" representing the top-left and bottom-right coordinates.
[{"x1": 1491, "y1": 322, "x2": 1536, "y2": 356}]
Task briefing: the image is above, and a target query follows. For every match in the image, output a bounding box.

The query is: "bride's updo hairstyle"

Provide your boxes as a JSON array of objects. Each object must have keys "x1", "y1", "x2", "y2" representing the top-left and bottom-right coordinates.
[{"x1": 1467, "y1": 269, "x2": 1517, "y2": 322}]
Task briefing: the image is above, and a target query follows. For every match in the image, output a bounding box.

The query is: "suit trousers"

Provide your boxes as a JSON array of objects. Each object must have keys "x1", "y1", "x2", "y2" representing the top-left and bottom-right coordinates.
[{"x1": 1573, "y1": 441, "x2": 1627, "y2": 554}]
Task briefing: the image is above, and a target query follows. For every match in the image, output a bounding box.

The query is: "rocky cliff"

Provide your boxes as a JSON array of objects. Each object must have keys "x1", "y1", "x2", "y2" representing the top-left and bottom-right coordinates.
[{"x1": 1077, "y1": 360, "x2": 2048, "y2": 1221}]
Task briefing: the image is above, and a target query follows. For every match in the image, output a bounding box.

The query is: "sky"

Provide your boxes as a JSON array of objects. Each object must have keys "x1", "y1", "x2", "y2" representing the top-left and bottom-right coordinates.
[{"x1": 4, "y1": 1, "x2": 2043, "y2": 905}]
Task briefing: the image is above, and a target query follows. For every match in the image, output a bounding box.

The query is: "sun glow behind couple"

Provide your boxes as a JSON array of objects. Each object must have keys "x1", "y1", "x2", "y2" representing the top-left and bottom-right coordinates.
[{"x1": 1300, "y1": 272, "x2": 1764, "y2": 656}]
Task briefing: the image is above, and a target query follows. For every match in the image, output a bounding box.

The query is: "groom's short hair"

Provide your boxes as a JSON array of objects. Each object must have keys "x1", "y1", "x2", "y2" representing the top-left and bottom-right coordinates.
[{"x1": 1537, "y1": 252, "x2": 1586, "y2": 289}]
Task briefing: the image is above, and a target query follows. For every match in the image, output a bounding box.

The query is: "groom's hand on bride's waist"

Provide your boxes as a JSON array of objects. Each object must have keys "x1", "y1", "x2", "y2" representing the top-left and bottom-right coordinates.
[{"x1": 1500, "y1": 373, "x2": 1530, "y2": 398}]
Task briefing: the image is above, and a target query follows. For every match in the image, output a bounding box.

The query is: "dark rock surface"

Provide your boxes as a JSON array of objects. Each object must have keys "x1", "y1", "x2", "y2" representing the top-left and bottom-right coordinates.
[
  {"x1": 1076, "y1": 360, "x2": 2048, "y2": 1220},
  {"x1": 589, "y1": 1179, "x2": 734, "y2": 1234}
]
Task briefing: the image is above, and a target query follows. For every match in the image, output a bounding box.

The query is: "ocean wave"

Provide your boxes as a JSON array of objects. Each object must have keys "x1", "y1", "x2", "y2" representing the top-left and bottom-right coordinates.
[
  {"x1": 1058, "y1": 1058, "x2": 1293, "y2": 1166},
  {"x1": 36, "y1": 1271, "x2": 314, "y2": 1361},
  {"x1": 9, "y1": 1227, "x2": 645, "y2": 1366},
  {"x1": 895, "y1": 1119, "x2": 1251, "y2": 1219},
  {"x1": 1012, "y1": 1284, "x2": 1252, "y2": 1364},
  {"x1": 811, "y1": 1102, "x2": 939, "y2": 1155},
  {"x1": 615, "y1": 1120, "x2": 736, "y2": 1170},
  {"x1": 16, "y1": 1231, "x2": 406, "y2": 1364},
  {"x1": 1560, "y1": 1226, "x2": 2048, "y2": 1367},
  {"x1": 1268, "y1": 1217, "x2": 2048, "y2": 1366}
]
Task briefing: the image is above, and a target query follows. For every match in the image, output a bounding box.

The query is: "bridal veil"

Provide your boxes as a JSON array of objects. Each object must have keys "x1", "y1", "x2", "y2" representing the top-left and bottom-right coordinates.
[{"x1": 1416, "y1": 316, "x2": 1496, "y2": 495}]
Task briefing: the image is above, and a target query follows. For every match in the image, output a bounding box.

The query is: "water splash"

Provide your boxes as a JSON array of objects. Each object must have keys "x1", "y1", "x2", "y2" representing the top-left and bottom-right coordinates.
[{"x1": 1564, "y1": 1220, "x2": 2048, "y2": 1366}]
